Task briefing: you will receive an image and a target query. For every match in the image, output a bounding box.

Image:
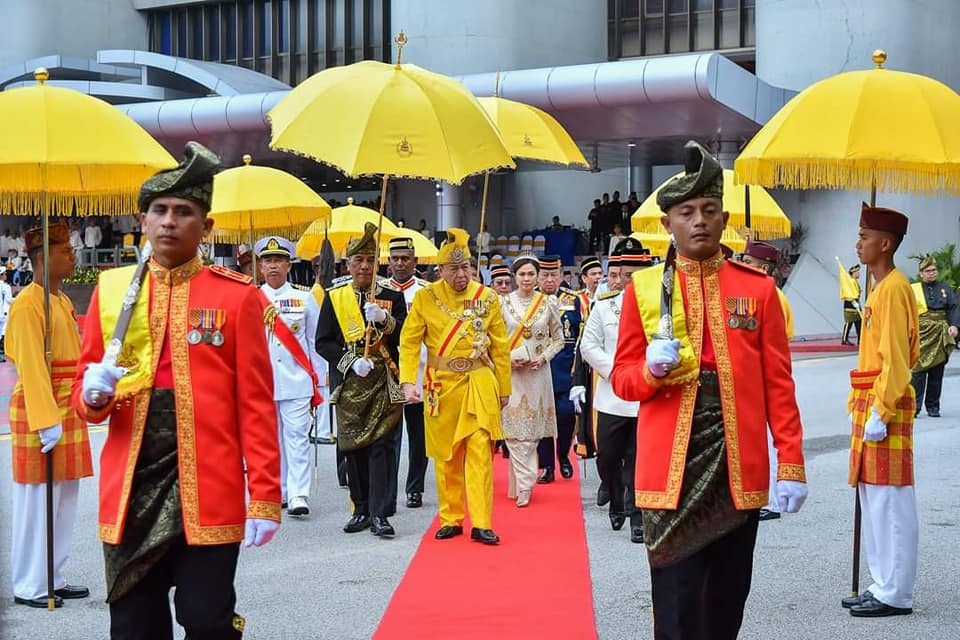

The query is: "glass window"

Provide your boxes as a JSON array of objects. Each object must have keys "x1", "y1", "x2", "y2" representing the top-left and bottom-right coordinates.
[
  {"x1": 645, "y1": 0, "x2": 664, "y2": 15},
  {"x1": 224, "y1": 4, "x2": 237, "y2": 60},
  {"x1": 621, "y1": 0, "x2": 641, "y2": 18},
  {"x1": 693, "y1": 0, "x2": 714, "y2": 10},
  {"x1": 667, "y1": 0, "x2": 687, "y2": 13},
  {"x1": 190, "y1": 7, "x2": 203, "y2": 58},
  {"x1": 241, "y1": 1, "x2": 254, "y2": 58},
  {"x1": 279, "y1": 0, "x2": 290, "y2": 53},
  {"x1": 206, "y1": 5, "x2": 220, "y2": 60},
  {"x1": 176, "y1": 9, "x2": 188, "y2": 57},
  {"x1": 157, "y1": 11, "x2": 172, "y2": 55},
  {"x1": 256, "y1": 0, "x2": 271, "y2": 55}
]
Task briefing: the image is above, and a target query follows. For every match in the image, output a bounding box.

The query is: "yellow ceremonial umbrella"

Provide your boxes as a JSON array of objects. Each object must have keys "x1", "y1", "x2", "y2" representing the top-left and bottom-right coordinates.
[
  {"x1": 296, "y1": 198, "x2": 400, "y2": 259},
  {"x1": 475, "y1": 92, "x2": 589, "y2": 248},
  {"x1": 630, "y1": 227, "x2": 746, "y2": 258},
  {"x1": 378, "y1": 227, "x2": 439, "y2": 265},
  {"x1": 208, "y1": 154, "x2": 332, "y2": 275},
  {"x1": 632, "y1": 169, "x2": 791, "y2": 240},
  {"x1": 0, "y1": 67, "x2": 176, "y2": 611}
]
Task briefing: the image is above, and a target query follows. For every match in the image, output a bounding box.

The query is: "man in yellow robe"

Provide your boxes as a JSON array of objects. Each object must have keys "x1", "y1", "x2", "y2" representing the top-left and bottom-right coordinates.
[
  {"x1": 399, "y1": 229, "x2": 511, "y2": 544},
  {"x1": 7, "y1": 221, "x2": 92, "y2": 608}
]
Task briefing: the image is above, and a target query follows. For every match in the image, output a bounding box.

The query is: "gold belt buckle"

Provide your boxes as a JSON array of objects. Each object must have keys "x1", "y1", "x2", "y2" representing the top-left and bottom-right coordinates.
[{"x1": 447, "y1": 357, "x2": 473, "y2": 373}]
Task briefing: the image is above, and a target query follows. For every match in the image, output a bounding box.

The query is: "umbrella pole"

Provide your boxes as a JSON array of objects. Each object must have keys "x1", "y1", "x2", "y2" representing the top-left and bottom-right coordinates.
[
  {"x1": 478, "y1": 172, "x2": 490, "y2": 255},
  {"x1": 250, "y1": 218, "x2": 258, "y2": 285},
  {"x1": 40, "y1": 192, "x2": 55, "y2": 612},
  {"x1": 744, "y1": 184, "x2": 752, "y2": 238},
  {"x1": 364, "y1": 176, "x2": 390, "y2": 359}
]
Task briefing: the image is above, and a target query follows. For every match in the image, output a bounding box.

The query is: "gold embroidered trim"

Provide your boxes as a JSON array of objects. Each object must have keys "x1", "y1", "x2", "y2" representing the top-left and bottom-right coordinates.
[
  {"x1": 676, "y1": 252, "x2": 724, "y2": 276},
  {"x1": 171, "y1": 276, "x2": 202, "y2": 542},
  {"x1": 148, "y1": 256, "x2": 203, "y2": 286},
  {"x1": 248, "y1": 500, "x2": 282, "y2": 522},
  {"x1": 778, "y1": 463, "x2": 807, "y2": 483},
  {"x1": 100, "y1": 392, "x2": 151, "y2": 544}
]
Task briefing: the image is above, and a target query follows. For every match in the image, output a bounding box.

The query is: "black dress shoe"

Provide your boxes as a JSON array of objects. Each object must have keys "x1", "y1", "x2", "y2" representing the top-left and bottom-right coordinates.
[
  {"x1": 630, "y1": 525, "x2": 644, "y2": 544},
  {"x1": 435, "y1": 525, "x2": 463, "y2": 540},
  {"x1": 370, "y1": 516, "x2": 395, "y2": 537},
  {"x1": 928, "y1": 410, "x2": 941, "y2": 418},
  {"x1": 559, "y1": 458, "x2": 574, "y2": 479},
  {"x1": 597, "y1": 485, "x2": 610, "y2": 507},
  {"x1": 470, "y1": 528, "x2": 500, "y2": 545},
  {"x1": 849, "y1": 594, "x2": 912, "y2": 617},
  {"x1": 758, "y1": 508, "x2": 781, "y2": 521},
  {"x1": 54, "y1": 585, "x2": 89, "y2": 599},
  {"x1": 14, "y1": 595, "x2": 63, "y2": 608},
  {"x1": 343, "y1": 514, "x2": 371, "y2": 533},
  {"x1": 406, "y1": 492, "x2": 423, "y2": 508},
  {"x1": 841, "y1": 590, "x2": 872, "y2": 609},
  {"x1": 609, "y1": 512, "x2": 626, "y2": 531},
  {"x1": 537, "y1": 468, "x2": 555, "y2": 484}
]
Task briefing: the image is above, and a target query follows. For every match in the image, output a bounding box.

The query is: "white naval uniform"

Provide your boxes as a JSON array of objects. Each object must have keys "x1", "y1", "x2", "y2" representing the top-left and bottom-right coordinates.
[
  {"x1": 261, "y1": 281, "x2": 323, "y2": 502},
  {"x1": 0, "y1": 279, "x2": 12, "y2": 337},
  {"x1": 579, "y1": 290, "x2": 638, "y2": 418},
  {"x1": 389, "y1": 276, "x2": 427, "y2": 394}
]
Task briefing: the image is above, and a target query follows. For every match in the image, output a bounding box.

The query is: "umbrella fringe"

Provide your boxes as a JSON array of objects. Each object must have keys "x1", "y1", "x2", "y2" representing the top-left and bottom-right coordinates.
[
  {"x1": 209, "y1": 224, "x2": 311, "y2": 244},
  {"x1": 631, "y1": 219, "x2": 790, "y2": 241},
  {"x1": 0, "y1": 191, "x2": 138, "y2": 216},
  {"x1": 734, "y1": 159, "x2": 960, "y2": 194}
]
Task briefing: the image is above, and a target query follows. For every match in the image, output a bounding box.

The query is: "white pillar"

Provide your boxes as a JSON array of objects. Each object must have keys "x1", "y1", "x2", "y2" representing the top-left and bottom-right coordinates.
[{"x1": 436, "y1": 182, "x2": 462, "y2": 231}]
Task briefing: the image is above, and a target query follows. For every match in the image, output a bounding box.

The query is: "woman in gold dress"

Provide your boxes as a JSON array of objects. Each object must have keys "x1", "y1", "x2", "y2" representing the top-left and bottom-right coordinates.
[{"x1": 500, "y1": 255, "x2": 563, "y2": 506}]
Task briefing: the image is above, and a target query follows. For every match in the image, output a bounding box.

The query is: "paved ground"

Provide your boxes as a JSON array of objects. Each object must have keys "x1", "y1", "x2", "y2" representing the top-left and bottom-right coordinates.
[{"x1": 0, "y1": 354, "x2": 958, "y2": 639}]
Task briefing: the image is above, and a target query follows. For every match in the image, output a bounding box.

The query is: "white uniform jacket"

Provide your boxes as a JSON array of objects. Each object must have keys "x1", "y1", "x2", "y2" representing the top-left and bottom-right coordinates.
[
  {"x1": 261, "y1": 281, "x2": 323, "y2": 401},
  {"x1": 579, "y1": 290, "x2": 639, "y2": 418},
  {"x1": 389, "y1": 275, "x2": 428, "y2": 395}
]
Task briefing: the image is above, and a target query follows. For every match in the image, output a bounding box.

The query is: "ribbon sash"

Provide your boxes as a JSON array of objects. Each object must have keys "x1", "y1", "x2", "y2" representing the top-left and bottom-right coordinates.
[
  {"x1": 327, "y1": 285, "x2": 367, "y2": 343},
  {"x1": 425, "y1": 284, "x2": 486, "y2": 417},
  {"x1": 98, "y1": 265, "x2": 153, "y2": 400},
  {"x1": 271, "y1": 314, "x2": 323, "y2": 407},
  {"x1": 507, "y1": 292, "x2": 546, "y2": 351}
]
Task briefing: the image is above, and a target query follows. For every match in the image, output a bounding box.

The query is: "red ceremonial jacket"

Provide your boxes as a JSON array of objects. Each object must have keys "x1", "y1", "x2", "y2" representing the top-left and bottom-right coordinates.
[
  {"x1": 72, "y1": 259, "x2": 281, "y2": 545},
  {"x1": 610, "y1": 253, "x2": 806, "y2": 511}
]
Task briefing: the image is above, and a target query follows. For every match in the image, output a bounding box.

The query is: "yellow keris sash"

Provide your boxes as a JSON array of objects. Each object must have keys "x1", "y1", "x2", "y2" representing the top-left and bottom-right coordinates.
[
  {"x1": 328, "y1": 285, "x2": 367, "y2": 343},
  {"x1": 631, "y1": 264, "x2": 700, "y2": 386},
  {"x1": 911, "y1": 282, "x2": 928, "y2": 315},
  {"x1": 98, "y1": 266, "x2": 153, "y2": 400},
  {"x1": 507, "y1": 292, "x2": 546, "y2": 350}
]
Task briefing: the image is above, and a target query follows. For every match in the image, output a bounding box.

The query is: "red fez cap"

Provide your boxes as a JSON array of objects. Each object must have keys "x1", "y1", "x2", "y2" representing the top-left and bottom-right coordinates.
[
  {"x1": 744, "y1": 241, "x2": 780, "y2": 263},
  {"x1": 859, "y1": 202, "x2": 908, "y2": 236}
]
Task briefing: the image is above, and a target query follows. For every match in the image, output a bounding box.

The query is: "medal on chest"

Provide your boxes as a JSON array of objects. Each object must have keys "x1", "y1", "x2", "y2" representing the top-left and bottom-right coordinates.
[{"x1": 189, "y1": 308, "x2": 226, "y2": 346}]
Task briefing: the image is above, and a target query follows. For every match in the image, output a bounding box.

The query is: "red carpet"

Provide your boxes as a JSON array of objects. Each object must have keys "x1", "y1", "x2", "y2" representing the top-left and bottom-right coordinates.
[
  {"x1": 374, "y1": 454, "x2": 597, "y2": 639},
  {"x1": 789, "y1": 338, "x2": 858, "y2": 354}
]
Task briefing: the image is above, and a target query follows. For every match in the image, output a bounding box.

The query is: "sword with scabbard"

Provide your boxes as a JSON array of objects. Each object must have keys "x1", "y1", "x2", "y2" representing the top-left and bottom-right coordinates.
[
  {"x1": 653, "y1": 236, "x2": 678, "y2": 363},
  {"x1": 88, "y1": 242, "x2": 153, "y2": 406}
]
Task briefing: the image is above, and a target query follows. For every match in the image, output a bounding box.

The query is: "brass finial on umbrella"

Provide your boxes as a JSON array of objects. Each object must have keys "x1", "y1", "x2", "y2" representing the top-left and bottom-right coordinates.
[
  {"x1": 394, "y1": 31, "x2": 408, "y2": 67},
  {"x1": 872, "y1": 49, "x2": 887, "y2": 68}
]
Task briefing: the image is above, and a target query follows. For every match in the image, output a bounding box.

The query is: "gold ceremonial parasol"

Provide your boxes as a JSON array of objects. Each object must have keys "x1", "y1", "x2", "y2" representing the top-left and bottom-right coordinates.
[
  {"x1": 632, "y1": 169, "x2": 791, "y2": 240},
  {"x1": 208, "y1": 154, "x2": 332, "y2": 276},
  {"x1": 296, "y1": 198, "x2": 401, "y2": 259},
  {"x1": 0, "y1": 67, "x2": 176, "y2": 611},
  {"x1": 378, "y1": 227, "x2": 439, "y2": 265}
]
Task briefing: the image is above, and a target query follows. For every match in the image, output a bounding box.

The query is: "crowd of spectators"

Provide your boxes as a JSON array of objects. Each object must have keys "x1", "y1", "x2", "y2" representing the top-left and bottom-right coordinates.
[{"x1": 587, "y1": 190, "x2": 640, "y2": 253}]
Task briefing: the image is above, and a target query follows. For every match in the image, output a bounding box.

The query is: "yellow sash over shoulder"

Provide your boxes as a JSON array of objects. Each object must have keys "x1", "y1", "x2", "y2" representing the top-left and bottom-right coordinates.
[
  {"x1": 327, "y1": 284, "x2": 367, "y2": 344},
  {"x1": 98, "y1": 265, "x2": 153, "y2": 400},
  {"x1": 631, "y1": 265, "x2": 700, "y2": 386},
  {"x1": 911, "y1": 282, "x2": 928, "y2": 315}
]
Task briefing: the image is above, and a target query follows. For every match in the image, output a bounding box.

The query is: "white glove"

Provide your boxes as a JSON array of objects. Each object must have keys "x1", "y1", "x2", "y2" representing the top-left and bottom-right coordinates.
[
  {"x1": 364, "y1": 302, "x2": 387, "y2": 323},
  {"x1": 863, "y1": 407, "x2": 887, "y2": 442},
  {"x1": 776, "y1": 480, "x2": 808, "y2": 513},
  {"x1": 646, "y1": 339, "x2": 681, "y2": 378},
  {"x1": 351, "y1": 358, "x2": 374, "y2": 377},
  {"x1": 82, "y1": 362, "x2": 128, "y2": 405},
  {"x1": 569, "y1": 386, "x2": 587, "y2": 414},
  {"x1": 243, "y1": 518, "x2": 279, "y2": 548},
  {"x1": 39, "y1": 423, "x2": 62, "y2": 453}
]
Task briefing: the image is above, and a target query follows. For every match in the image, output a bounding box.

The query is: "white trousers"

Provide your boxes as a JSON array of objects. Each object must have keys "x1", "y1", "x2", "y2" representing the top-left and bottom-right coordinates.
[
  {"x1": 766, "y1": 432, "x2": 779, "y2": 512},
  {"x1": 859, "y1": 482, "x2": 919, "y2": 608},
  {"x1": 277, "y1": 397, "x2": 312, "y2": 502},
  {"x1": 313, "y1": 385, "x2": 335, "y2": 439},
  {"x1": 505, "y1": 439, "x2": 539, "y2": 498},
  {"x1": 11, "y1": 480, "x2": 79, "y2": 600}
]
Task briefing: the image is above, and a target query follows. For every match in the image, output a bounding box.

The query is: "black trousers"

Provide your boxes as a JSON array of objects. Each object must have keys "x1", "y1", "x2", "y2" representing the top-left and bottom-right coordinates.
[
  {"x1": 403, "y1": 402, "x2": 428, "y2": 494},
  {"x1": 911, "y1": 360, "x2": 946, "y2": 414},
  {"x1": 538, "y1": 393, "x2": 575, "y2": 469},
  {"x1": 109, "y1": 536, "x2": 241, "y2": 640},
  {"x1": 344, "y1": 428, "x2": 398, "y2": 518},
  {"x1": 596, "y1": 412, "x2": 638, "y2": 522},
  {"x1": 650, "y1": 511, "x2": 760, "y2": 640}
]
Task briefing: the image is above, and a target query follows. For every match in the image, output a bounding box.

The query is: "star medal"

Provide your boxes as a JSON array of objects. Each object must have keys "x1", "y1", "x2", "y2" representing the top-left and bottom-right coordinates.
[
  {"x1": 523, "y1": 328, "x2": 532, "y2": 339},
  {"x1": 472, "y1": 318, "x2": 484, "y2": 331}
]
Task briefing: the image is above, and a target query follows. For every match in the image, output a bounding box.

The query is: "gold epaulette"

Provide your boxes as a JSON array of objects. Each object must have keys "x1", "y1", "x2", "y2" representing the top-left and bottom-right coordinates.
[
  {"x1": 597, "y1": 290, "x2": 620, "y2": 301},
  {"x1": 378, "y1": 279, "x2": 399, "y2": 292},
  {"x1": 263, "y1": 304, "x2": 278, "y2": 329},
  {"x1": 328, "y1": 278, "x2": 352, "y2": 290},
  {"x1": 292, "y1": 283, "x2": 312, "y2": 291},
  {"x1": 210, "y1": 264, "x2": 252, "y2": 285}
]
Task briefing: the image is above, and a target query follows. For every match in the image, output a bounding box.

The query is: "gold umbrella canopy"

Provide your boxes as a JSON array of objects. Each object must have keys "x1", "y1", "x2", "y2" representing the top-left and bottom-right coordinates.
[
  {"x1": 0, "y1": 68, "x2": 176, "y2": 214},
  {"x1": 296, "y1": 198, "x2": 401, "y2": 259},
  {"x1": 630, "y1": 228, "x2": 746, "y2": 257},
  {"x1": 476, "y1": 96, "x2": 589, "y2": 168},
  {"x1": 378, "y1": 228, "x2": 439, "y2": 265},
  {"x1": 735, "y1": 50, "x2": 960, "y2": 194},
  {"x1": 632, "y1": 170, "x2": 791, "y2": 240},
  {"x1": 208, "y1": 155, "x2": 332, "y2": 244}
]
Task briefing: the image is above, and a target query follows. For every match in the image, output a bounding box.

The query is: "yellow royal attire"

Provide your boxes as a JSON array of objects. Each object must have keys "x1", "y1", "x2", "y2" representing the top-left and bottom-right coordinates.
[
  {"x1": 399, "y1": 279, "x2": 511, "y2": 529},
  {"x1": 777, "y1": 287, "x2": 794, "y2": 340}
]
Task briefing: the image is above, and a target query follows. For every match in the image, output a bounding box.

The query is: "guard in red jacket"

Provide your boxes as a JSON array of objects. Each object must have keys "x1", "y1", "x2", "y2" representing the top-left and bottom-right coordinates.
[
  {"x1": 72, "y1": 142, "x2": 281, "y2": 639},
  {"x1": 610, "y1": 141, "x2": 807, "y2": 640}
]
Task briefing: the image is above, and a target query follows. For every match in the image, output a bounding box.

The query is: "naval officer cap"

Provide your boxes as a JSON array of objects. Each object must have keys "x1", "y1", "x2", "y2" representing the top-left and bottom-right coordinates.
[
  {"x1": 255, "y1": 236, "x2": 295, "y2": 259},
  {"x1": 657, "y1": 141, "x2": 724, "y2": 213},
  {"x1": 138, "y1": 141, "x2": 222, "y2": 213}
]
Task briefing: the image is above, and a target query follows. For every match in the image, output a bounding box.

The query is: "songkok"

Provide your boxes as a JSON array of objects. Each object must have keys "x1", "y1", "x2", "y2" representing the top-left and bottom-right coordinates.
[
  {"x1": 138, "y1": 141, "x2": 222, "y2": 212},
  {"x1": 490, "y1": 265, "x2": 512, "y2": 280},
  {"x1": 345, "y1": 222, "x2": 378, "y2": 257},
  {"x1": 580, "y1": 256, "x2": 602, "y2": 275},
  {"x1": 512, "y1": 253, "x2": 539, "y2": 273},
  {"x1": 389, "y1": 236, "x2": 415, "y2": 253},
  {"x1": 25, "y1": 220, "x2": 70, "y2": 253},
  {"x1": 538, "y1": 255, "x2": 561, "y2": 271},
  {"x1": 657, "y1": 141, "x2": 724, "y2": 212},
  {"x1": 437, "y1": 228, "x2": 471, "y2": 264},
  {"x1": 849, "y1": 264, "x2": 861, "y2": 274},
  {"x1": 255, "y1": 236, "x2": 294, "y2": 259},
  {"x1": 919, "y1": 254, "x2": 937, "y2": 271},
  {"x1": 744, "y1": 241, "x2": 780, "y2": 264},
  {"x1": 859, "y1": 202, "x2": 908, "y2": 236}
]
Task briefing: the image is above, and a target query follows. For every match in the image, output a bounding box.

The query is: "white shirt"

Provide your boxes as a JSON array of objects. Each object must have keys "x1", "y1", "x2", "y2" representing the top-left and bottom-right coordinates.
[
  {"x1": 390, "y1": 275, "x2": 428, "y2": 394},
  {"x1": 84, "y1": 225, "x2": 102, "y2": 249},
  {"x1": 0, "y1": 236, "x2": 12, "y2": 256},
  {"x1": 478, "y1": 231, "x2": 492, "y2": 254},
  {"x1": 0, "y1": 281, "x2": 12, "y2": 314},
  {"x1": 579, "y1": 290, "x2": 639, "y2": 417},
  {"x1": 261, "y1": 281, "x2": 325, "y2": 401},
  {"x1": 69, "y1": 230, "x2": 83, "y2": 251}
]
